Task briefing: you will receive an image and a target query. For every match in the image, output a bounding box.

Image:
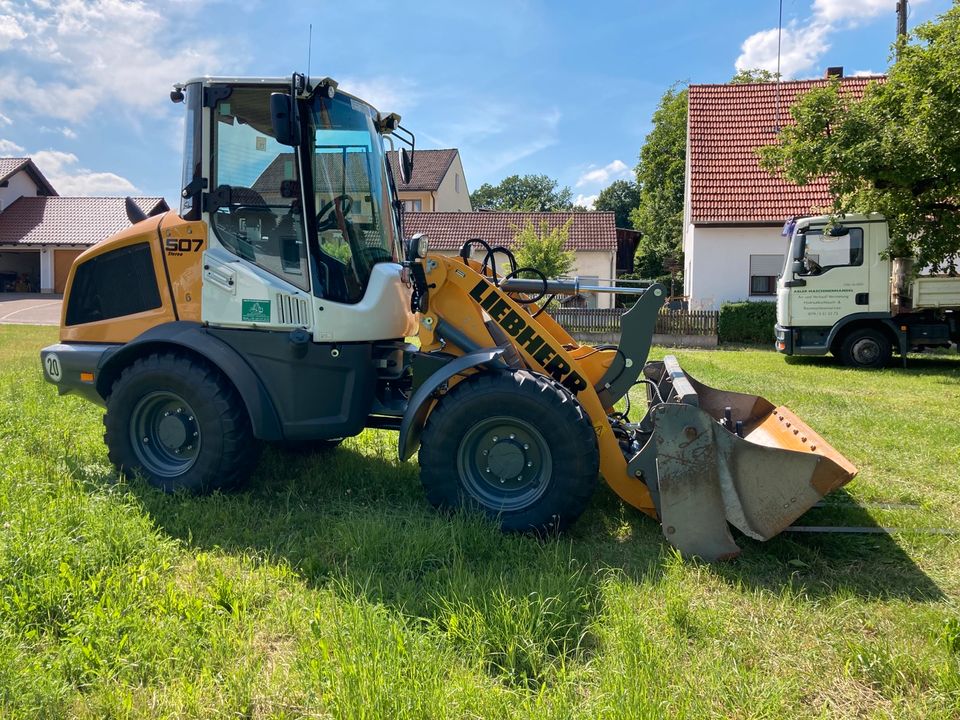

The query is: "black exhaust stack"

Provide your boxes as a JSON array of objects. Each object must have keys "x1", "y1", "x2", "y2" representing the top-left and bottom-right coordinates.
[{"x1": 124, "y1": 196, "x2": 147, "y2": 224}]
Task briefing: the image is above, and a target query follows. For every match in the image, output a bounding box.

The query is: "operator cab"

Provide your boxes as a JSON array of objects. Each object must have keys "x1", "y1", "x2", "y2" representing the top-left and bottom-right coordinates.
[{"x1": 175, "y1": 74, "x2": 418, "y2": 342}]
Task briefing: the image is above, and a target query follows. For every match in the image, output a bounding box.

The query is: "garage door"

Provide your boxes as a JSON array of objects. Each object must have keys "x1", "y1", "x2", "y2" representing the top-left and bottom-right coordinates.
[
  {"x1": 0, "y1": 250, "x2": 40, "y2": 292},
  {"x1": 54, "y1": 249, "x2": 85, "y2": 294}
]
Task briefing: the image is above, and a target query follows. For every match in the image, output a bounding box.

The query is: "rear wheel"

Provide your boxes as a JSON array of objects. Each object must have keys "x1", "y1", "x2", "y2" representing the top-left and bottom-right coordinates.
[
  {"x1": 104, "y1": 353, "x2": 259, "y2": 492},
  {"x1": 837, "y1": 328, "x2": 891, "y2": 369},
  {"x1": 418, "y1": 370, "x2": 599, "y2": 533}
]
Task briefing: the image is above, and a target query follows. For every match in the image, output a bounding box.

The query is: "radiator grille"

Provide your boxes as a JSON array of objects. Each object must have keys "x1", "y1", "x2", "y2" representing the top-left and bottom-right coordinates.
[{"x1": 275, "y1": 292, "x2": 309, "y2": 326}]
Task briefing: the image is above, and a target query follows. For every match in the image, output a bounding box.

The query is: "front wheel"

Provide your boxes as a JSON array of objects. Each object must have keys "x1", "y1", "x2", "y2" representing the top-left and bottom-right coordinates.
[
  {"x1": 837, "y1": 328, "x2": 891, "y2": 369},
  {"x1": 418, "y1": 370, "x2": 599, "y2": 533},
  {"x1": 104, "y1": 353, "x2": 260, "y2": 492}
]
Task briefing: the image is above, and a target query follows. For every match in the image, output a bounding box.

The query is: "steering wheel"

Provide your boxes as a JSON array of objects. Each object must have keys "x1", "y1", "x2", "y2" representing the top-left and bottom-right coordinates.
[{"x1": 316, "y1": 194, "x2": 354, "y2": 231}]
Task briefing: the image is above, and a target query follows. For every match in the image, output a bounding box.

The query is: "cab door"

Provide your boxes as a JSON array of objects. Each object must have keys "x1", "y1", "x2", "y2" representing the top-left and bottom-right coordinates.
[{"x1": 790, "y1": 225, "x2": 868, "y2": 326}]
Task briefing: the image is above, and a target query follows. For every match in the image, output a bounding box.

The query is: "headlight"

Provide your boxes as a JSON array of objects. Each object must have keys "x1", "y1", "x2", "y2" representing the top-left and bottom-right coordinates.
[{"x1": 406, "y1": 233, "x2": 429, "y2": 261}]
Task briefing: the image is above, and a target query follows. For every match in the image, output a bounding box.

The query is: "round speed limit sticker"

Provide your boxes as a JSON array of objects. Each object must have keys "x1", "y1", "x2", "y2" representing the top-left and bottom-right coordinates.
[{"x1": 44, "y1": 353, "x2": 63, "y2": 382}]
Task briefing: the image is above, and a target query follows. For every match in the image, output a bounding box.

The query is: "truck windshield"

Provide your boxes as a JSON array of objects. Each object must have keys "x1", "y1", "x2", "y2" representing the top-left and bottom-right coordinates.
[{"x1": 308, "y1": 93, "x2": 401, "y2": 304}]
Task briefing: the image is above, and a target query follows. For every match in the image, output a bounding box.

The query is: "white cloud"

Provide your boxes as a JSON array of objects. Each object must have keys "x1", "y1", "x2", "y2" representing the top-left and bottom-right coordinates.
[
  {"x1": 0, "y1": 112, "x2": 11, "y2": 126},
  {"x1": 575, "y1": 159, "x2": 630, "y2": 188},
  {"x1": 337, "y1": 76, "x2": 419, "y2": 115},
  {"x1": 851, "y1": 69, "x2": 880, "y2": 77},
  {"x1": 574, "y1": 193, "x2": 598, "y2": 210},
  {"x1": 0, "y1": 0, "x2": 224, "y2": 121},
  {"x1": 0, "y1": 138, "x2": 26, "y2": 154},
  {"x1": 736, "y1": 0, "x2": 928, "y2": 79},
  {"x1": 59, "y1": 126, "x2": 77, "y2": 139},
  {"x1": 32, "y1": 149, "x2": 138, "y2": 195},
  {"x1": 812, "y1": 0, "x2": 926, "y2": 25},
  {"x1": 0, "y1": 13, "x2": 27, "y2": 49},
  {"x1": 736, "y1": 20, "x2": 832, "y2": 79}
]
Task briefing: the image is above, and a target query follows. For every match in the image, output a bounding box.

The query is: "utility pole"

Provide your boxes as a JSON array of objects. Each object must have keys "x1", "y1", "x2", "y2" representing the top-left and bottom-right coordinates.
[{"x1": 896, "y1": 0, "x2": 908, "y2": 58}]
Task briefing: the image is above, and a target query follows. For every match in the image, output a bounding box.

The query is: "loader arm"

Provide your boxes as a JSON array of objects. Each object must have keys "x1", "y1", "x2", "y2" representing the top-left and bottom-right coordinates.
[{"x1": 410, "y1": 252, "x2": 858, "y2": 560}]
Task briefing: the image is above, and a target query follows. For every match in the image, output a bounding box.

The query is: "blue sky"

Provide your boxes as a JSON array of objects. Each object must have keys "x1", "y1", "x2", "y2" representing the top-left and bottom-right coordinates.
[{"x1": 0, "y1": 0, "x2": 952, "y2": 209}]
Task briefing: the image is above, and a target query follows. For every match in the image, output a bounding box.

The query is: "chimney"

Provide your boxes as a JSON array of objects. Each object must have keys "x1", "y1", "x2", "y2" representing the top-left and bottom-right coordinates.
[{"x1": 825, "y1": 66, "x2": 844, "y2": 79}]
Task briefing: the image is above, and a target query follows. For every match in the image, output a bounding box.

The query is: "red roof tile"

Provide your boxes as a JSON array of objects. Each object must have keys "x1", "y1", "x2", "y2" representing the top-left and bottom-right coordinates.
[
  {"x1": 0, "y1": 157, "x2": 58, "y2": 196},
  {"x1": 0, "y1": 196, "x2": 169, "y2": 247},
  {"x1": 386, "y1": 149, "x2": 458, "y2": 191},
  {"x1": 403, "y1": 211, "x2": 616, "y2": 252},
  {"x1": 688, "y1": 76, "x2": 883, "y2": 224}
]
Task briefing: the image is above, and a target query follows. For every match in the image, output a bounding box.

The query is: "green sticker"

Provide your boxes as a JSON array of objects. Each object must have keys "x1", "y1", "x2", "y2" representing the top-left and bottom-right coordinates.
[{"x1": 241, "y1": 299, "x2": 271, "y2": 323}]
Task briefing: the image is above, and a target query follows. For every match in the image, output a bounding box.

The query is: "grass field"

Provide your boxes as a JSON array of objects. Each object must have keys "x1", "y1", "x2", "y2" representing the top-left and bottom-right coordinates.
[{"x1": 1, "y1": 324, "x2": 959, "y2": 718}]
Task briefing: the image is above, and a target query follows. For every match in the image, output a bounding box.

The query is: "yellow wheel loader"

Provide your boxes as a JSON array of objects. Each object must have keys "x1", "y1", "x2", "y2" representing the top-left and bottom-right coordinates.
[{"x1": 39, "y1": 73, "x2": 856, "y2": 560}]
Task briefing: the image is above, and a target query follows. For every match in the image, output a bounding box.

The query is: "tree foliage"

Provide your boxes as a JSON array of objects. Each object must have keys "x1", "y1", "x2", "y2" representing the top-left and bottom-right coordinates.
[
  {"x1": 511, "y1": 219, "x2": 576, "y2": 279},
  {"x1": 759, "y1": 5, "x2": 960, "y2": 267},
  {"x1": 470, "y1": 174, "x2": 574, "y2": 211},
  {"x1": 631, "y1": 85, "x2": 688, "y2": 276},
  {"x1": 594, "y1": 179, "x2": 640, "y2": 228},
  {"x1": 730, "y1": 68, "x2": 780, "y2": 84}
]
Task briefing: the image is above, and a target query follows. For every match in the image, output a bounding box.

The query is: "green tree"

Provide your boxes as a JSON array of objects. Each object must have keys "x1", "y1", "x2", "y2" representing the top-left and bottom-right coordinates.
[
  {"x1": 471, "y1": 174, "x2": 574, "y2": 211},
  {"x1": 730, "y1": 68, "x2": 780, "y2": 83},
  {"x1": 759, "y1": 5, "x2": 960, "y2": 267},
  {"x1": 511, "y1": 218, "x2": 575, "y2": 279},
  {"x1": 594, "y1": 179, "x2": 640, "y2": 228},
  {"x1": 630, "y1": 85, "x2": 688, "y2": 277}
]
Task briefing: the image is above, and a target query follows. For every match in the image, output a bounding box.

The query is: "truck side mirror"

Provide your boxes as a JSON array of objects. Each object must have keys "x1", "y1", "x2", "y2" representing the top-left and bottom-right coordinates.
[
  {"x1": 791, "y1": 259, "x2": 804, "y2": 275},
  {"x1": 270, "y1": 93, "x2": 300, "y2": 146}
]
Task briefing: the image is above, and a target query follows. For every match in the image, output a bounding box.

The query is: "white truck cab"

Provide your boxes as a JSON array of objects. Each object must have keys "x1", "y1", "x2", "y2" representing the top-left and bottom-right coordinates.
[{"x1": 775, "y1": 213, "x2": 960, "y2": 367}]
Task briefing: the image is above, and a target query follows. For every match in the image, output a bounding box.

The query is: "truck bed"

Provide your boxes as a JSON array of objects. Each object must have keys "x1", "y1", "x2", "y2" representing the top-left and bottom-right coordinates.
[{"x1": 910, "y1": 276, "x2": 960, "y2": 309}]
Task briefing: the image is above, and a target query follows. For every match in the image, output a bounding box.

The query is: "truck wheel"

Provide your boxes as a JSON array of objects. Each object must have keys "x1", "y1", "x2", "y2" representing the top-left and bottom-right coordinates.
[
  {"x1": 103, "y1": 353, "x2": 259, "y2": 493},
  {"x1": 838, "y1": 328, "x2": 892, "y2": 369},
  {"x1": 418, "y1": 370, "x2": 599, "y2": 533}
]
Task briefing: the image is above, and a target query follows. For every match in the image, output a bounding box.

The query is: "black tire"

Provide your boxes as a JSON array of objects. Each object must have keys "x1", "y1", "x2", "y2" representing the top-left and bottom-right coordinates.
[
  {"x1": 103, "y1": 352, "x2": 260, "y2": 492},
  {"x1": 837, "y1": 328, "x2": 892, "y2": 369},
  {"x1": 418, "y1": 370, "x2": 599, "y2": 533}
]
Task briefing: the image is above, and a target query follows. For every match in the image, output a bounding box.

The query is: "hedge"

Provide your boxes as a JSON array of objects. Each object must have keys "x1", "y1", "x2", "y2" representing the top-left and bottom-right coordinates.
[{"x1": 718, "y1": 301, "x2": 777, "y2": 344}]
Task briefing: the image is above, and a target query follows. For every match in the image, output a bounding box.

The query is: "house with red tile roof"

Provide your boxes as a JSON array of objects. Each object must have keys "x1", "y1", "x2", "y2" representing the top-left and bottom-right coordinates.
[
  {"x1": 386, "y1": 149, "x2": 472, "y2": 212},
  {"x1": 0, "y1": 158, "x2": 167, "y2": 293},
  {"x1": 683, "y1": 71, "x2": 883, "y2": 309},
  {"x1": 404, "y1": 210, "x2": 619, "y2": 307}
]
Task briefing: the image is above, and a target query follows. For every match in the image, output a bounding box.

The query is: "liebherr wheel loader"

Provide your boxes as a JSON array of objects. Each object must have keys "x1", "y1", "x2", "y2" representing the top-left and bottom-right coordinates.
[{"x1": 39, "y1": 73, "x2": 857, "y2": 560}]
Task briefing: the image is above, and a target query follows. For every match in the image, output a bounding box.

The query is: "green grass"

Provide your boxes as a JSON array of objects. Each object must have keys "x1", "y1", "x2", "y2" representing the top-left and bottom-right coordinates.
[{"x1": 1, "y1": 324, "x2": 959, "y2": 718}]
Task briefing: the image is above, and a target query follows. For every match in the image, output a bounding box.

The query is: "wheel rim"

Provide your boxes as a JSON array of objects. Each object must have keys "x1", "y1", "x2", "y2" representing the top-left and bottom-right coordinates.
[
  {"x1": 456, "y1": 416, "x2": 552, "y2": 511},
  {"x1": 129, "y1": 391, "x2": 201, "y2": 478},
  {"x1": 852, "y1": 337, "x2": 881, "y2": 365}
]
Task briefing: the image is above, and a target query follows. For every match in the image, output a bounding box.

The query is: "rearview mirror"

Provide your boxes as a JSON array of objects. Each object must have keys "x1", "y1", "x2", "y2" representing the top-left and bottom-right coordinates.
[
  {"x1": 270, "y1": 93, "x2": 300, "y2": 146},
  {"x1": 398, "y1": 147, "x2": 413, "y2": 185},
  {"x1": 792, "y1": 259, "x2": 804, "y2": 275}
]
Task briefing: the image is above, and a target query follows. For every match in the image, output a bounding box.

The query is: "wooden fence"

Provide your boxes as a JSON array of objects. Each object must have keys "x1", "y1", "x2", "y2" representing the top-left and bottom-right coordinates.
[{"x1": 550, "y1": 307, "x2": 718, "y2": 337}]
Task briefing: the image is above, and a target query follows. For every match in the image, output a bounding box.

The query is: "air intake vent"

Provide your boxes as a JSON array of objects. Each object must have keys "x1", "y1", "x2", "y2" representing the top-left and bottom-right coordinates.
[{"x1": 275, "y1": 292, "x2": 309, "y2": 326}]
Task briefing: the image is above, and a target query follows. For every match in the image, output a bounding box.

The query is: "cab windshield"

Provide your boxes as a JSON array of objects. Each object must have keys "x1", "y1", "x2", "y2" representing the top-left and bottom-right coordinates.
[{"x1": 308, "y1": 92, "x2": 401, "y2": 304}]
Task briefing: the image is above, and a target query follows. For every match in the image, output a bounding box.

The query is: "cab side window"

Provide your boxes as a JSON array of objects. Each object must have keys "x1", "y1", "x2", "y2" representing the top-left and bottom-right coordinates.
[
  {"x1": 801, "y1": 227, "x2": 864, "y2": 275},
  {"x1": 210, "y1": 87, "x2": 310, "y2": 291}
]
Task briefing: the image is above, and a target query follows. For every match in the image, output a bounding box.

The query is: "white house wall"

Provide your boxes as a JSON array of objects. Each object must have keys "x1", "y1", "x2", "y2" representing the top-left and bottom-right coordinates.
[
  {"x1": 685, "y1": 225, "x2": 788, "y2": 310},
  {"x1": 0, "y1": 170, "x2": 39, "y2": 212}
]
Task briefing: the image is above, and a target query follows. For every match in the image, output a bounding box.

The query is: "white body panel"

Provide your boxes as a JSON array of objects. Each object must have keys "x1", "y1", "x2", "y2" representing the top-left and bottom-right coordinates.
[
  {"x1": 202, "y1": 247, "x2": 416, "y2": 342},
  {"x1": 201, "y1": 246, "x2": 316, "y2": 331},
  {"x1": 313, "y1": 262, "x2": 417, "y2": 342}
]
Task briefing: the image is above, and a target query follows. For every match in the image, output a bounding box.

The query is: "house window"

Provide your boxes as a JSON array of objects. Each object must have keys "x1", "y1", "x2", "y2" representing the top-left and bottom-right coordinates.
[
  {"x1": 455, "y1": 173, "x2": 461, "y2": 193},
  {"x1": 749, "y1": 254, "x2": 783, "y2": 296},
  {"x1": 403, "y1": 199, "x2": 422, "y2": 212}
]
